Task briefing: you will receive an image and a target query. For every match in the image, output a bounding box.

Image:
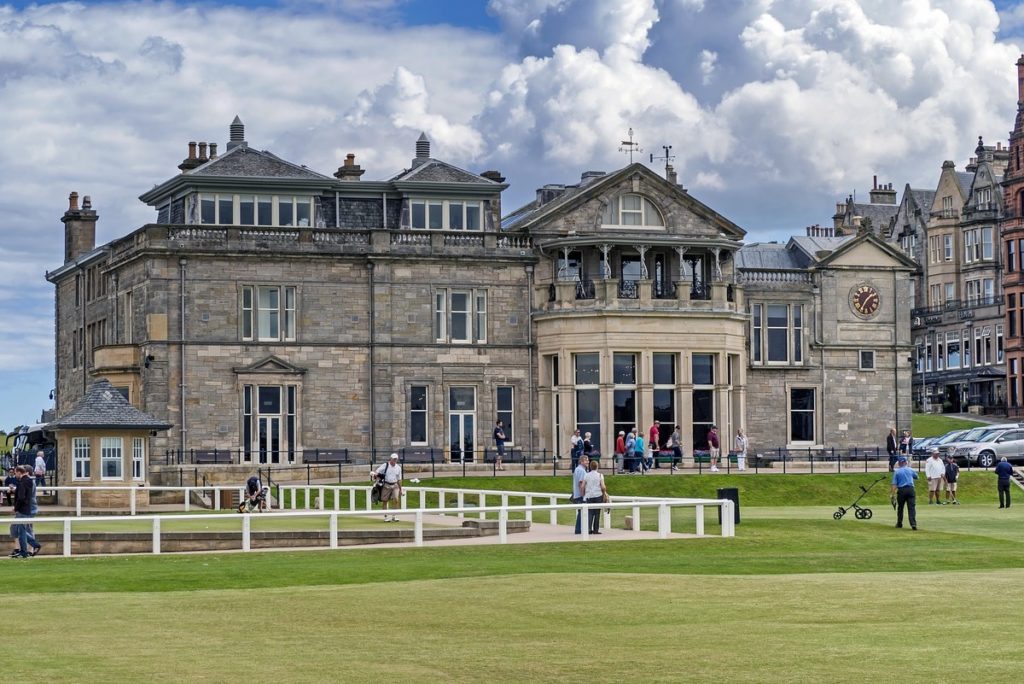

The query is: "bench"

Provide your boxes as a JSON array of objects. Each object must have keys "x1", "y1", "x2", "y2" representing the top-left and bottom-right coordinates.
[
  {"x1": 193, "y1": 450, "x2": 234, "y2": 465},
  {"x1": 400, "y1": 448, "x2": 440, "y2": 464},
  {"x1": 693, "y1": 451, "x2": 739, "y2": 465},
  {"x1": 303, "y1": 449, "x2": 351, "y2": 465}
]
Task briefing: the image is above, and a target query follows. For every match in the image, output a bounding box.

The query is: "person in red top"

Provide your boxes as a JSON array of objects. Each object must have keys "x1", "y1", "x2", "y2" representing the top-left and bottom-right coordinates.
[
  {"x1": 708, "y1": 425, "x2": 721, "y2": 472},
  {"x1": 649, "y1": 421, "x2": 661, "y2": 469},
  {"x1": 615, "y1": 431, "x2": 626, "y2": 473}
]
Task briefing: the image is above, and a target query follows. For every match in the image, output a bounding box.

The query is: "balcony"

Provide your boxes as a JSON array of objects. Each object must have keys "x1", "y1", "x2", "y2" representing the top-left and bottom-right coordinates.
[
  {"x1": 538, "y1": 277, "x2": 742, "y2": 314},
  {"x1": 911, "y1": 295, "x2": 1004, "y2": 319}
]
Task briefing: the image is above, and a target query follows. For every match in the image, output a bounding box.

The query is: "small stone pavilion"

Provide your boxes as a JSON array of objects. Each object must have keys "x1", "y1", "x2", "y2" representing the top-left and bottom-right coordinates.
[{"x1": 47, "y1": 379, "x2": 172, "y2": 508}]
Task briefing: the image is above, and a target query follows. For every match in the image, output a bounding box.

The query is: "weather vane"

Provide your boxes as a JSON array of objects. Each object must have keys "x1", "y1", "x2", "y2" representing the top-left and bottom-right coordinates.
[
  {"x1": 619, "y1": 128, "x2": 642, "y2": 163},
  {"x1": 650, "y1": 144, "x2": 675, "y2": 177}
]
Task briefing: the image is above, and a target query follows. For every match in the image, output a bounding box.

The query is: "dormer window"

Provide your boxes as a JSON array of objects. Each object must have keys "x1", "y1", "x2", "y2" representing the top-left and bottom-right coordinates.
[
  {"x1": 603, "y1": 194, "x2": 664, "y2": 227},
  {"x1": 197, "y1": 193, "x2": 313, "y2": 227},
  {"x1": 410, "y1": 199, "x2": 482, "y2": 230}
]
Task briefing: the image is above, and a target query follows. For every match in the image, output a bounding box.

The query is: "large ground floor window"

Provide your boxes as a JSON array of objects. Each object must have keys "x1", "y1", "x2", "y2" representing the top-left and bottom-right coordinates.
[
  {"x1": 242, "y1": 384, "x2": 297, "y2": 464},
  {"x1": 790, "y1": 388, "x2": 816, "y2": 444},
  {"x1": 449, "y1": 387, "x2": 476, "y2": 463}
]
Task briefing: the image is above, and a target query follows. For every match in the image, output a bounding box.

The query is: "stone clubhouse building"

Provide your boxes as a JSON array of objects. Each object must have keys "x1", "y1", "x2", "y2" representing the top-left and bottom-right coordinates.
[{"x1": 46, "y1": 119, "x2": 917, "y2": 473}]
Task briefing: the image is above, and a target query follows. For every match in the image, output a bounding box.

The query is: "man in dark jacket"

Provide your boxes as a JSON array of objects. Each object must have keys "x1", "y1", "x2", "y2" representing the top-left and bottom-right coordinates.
[
  {"x1": 11, "y1": 465, "x2": 41, "y2": 558},
  {"x1": 995, "y1": 457, "x2": 1014, "y2": 508}
]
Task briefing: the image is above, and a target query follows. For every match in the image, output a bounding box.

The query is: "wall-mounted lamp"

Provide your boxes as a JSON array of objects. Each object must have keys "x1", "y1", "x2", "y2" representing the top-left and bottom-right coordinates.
[{"x1": 144, "y1": 355, "x2": 155, "y2": 369}]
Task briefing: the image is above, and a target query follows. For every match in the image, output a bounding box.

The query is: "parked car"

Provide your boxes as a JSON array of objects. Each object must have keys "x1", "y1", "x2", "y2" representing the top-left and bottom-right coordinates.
[
  {"x1": 954, "y1": 427, "x2": 1024, "y2": 467},
  {"x1": 910, "y1": 437, "x2": 936, "y2": 458},
  {"x1": 920, "y1": 429, "x2": 970, "y2": 457},
  {"x1": 936, "y1": 424, "x2": 1018, "y2": 459}
]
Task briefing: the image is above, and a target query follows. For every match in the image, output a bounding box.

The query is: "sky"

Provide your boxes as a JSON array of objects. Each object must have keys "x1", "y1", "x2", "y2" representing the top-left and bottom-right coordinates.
[{"x1": 1, "y1": 0, "x2": 1023, "y2": 429}]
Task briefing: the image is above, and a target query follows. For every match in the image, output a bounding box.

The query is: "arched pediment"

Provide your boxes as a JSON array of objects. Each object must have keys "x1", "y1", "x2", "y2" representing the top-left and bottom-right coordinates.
[{"x1": 601, "y1": 192, "x2": 665, "y2": 228}]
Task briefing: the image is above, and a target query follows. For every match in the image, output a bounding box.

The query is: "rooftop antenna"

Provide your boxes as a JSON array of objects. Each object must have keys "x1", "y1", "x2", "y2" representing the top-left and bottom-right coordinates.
[
  {"x1": 650, "y1": 144, "x2": 675, "y2": 177},
  {"x1": 619, "y1": 128, "x2": 642, "y2": 163}
]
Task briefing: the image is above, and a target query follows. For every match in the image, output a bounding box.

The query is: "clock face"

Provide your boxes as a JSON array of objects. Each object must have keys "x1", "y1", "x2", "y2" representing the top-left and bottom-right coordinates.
[{"x1": 852, "y1": 284, "x2": 881, "y2": 317}]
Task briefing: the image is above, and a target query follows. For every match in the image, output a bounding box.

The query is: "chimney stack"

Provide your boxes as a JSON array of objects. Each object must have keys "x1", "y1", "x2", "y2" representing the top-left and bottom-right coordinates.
[
  {"x1": 666, "y1": 164, "x2": 678, "y2": 186},
  {"x1": 178, "y1": 141, "x2": 203, "y2": 172},
  {"x1": 333, "y1": 153, "x2": 366, "y2": 181},
  {"x1": 868, "y1": 177, "x2": 897, "y2": 205},
  {"x1": 480, "y1": 170, "x2": 506, "y2": 226},
  {"x1": 62, "y1": 191, "x2": 98, "y2": 263}
]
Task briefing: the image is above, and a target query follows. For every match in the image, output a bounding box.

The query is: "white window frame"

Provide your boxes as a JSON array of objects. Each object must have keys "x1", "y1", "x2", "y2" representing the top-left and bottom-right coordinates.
[
  {"x1": 602, "y1": 194, "x2": 665, "y2": 228},
  {"x1": 241, "y1": 285, "x2": 297, "y2": 342},
  {"x1": 858, "y1": 350, "x2": 876, "y2": 371},
  {"x1": 435, "y1": 288, "x2": 487, "y2": 344},
  {"x1": 943, "y1": 234, "x2": 953, "y2": 261},
  {"x1": 410, "y1": 199, "x2": 483, "y2": 231},
  {"x1": 752, "y1": 302, "x2": 804, "y2": 366},
  {"x1": 198, "y1": 193, "x2": 312, "y2": 227},
  {"x1": 132, "y1": 437, "x2": 145, "y2": 481},
  {"x1": 944, "y1": 283, "x2": 955, "y2": 304},
  {"x1": 788, "y1": 387, "x2": 817, "y2": 446},
  {"x1": 72, "y1": 436, "x2": 90, "y2": 481},
  {"x1": 100, "y1": 436, "x2": 123, "y2": 481}
]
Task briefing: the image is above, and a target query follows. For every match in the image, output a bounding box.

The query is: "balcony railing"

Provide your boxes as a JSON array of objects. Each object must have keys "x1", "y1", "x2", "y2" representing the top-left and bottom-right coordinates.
[
  {"x1": 652, "y1": 279, "x2": 676, "y2": 300},
  {"x1": 690, "y1": 281, "x2": 711, "y2": 301},
  {"x1": 618, "y1": 280, "x2": 639, "y2": 299},
  {"x1": 911, "y1": 295, "x2": 1004, "y2": 318},
  {"x1": 575, "y1": 278, "x2": 596, "y2": 300}
]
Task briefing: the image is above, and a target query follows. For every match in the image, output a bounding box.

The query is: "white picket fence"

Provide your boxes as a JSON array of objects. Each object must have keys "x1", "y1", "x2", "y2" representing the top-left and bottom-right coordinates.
[{"x1": 2, "y1": 484, "x2": 735, "y2": 557}]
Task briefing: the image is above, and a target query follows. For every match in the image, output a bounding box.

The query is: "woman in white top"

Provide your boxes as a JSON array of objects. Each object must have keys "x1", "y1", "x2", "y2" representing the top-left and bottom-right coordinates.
[
  {"x1": 581, "y1": 460, "x2": 608, "y2": 534},
  {"x1": 734, "y1": 428, "x2": 748, "y2": 471}
]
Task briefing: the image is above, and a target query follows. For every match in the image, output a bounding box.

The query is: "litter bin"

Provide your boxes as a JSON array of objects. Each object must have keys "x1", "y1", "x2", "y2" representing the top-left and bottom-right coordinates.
[{"x1": 717, "y1": 487, "x2": 740, "y2": 525}]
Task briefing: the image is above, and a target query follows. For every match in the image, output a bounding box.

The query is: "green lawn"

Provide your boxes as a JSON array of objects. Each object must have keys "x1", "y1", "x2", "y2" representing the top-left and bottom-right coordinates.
[
  {"x1": 2, "y1": 475, "x2": 1022, "y2": 683},
  {"x1": 911, "y1": 412, "x2": 985, "y2": 437}
]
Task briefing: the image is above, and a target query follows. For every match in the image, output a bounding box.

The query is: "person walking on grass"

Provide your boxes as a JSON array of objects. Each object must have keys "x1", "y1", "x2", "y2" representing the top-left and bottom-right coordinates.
[
  {"x1": 925, "y1": 449, "x2": 946, "y2": 505},
  {"x1": 995, "y1": 456, "x2": 1014, "y2": 508},
  {"x1": 581, "y1": 459, "x2": 608, "y2": 534},
  {"x1": 572, "y1": 454, "x2": 590, "y2": 535},
  {"x1": 944, "y1": 455, "x2": 960, "y2": 505},
  {"x1": 890, "y1": 456, "x2": 918, "y2": 530},
  {"x1": 374, "y1": 453, "x2": 403, "y2": 522}
]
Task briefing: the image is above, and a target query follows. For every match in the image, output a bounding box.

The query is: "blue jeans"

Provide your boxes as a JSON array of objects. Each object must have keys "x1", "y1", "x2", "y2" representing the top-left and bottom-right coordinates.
[
  {"x1": 15, "y1": 512, "x2": 39, "y2": 556},
  {"x1": 573, "y1": 497, "x2": 584, "y2": 533}
]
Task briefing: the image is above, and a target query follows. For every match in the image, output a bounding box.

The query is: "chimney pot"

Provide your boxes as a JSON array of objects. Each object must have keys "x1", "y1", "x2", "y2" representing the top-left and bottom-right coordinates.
[
  {"x1": 198, "y1": 142, "x2": 208, "y2": 160},
  {"x1": 873, "y1": 175, "x2": 877, "y2": 189},
  {"x1": 68, "y1": 192, "x2": 79, "y2": 211},
  {"x1": 209, "y1": 142, "x2": 217, "y2": 158},
  {"x1": 82, "y1": 196, "x2": 92, "y2": 210},
  {"x1": 188, "y1": 142, "x2": 197, "y2": 160},
  {"x1": 345, "y1": 153, "x2": 355, "y2": 167}
]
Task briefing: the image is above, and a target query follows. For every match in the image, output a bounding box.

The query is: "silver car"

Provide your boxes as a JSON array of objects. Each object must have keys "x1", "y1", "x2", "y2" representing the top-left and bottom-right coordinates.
[
  {"x1": 956, "y1": 427, "x2": 1024, "y2": 468},
  {"x1": 938, "y1": 424, "x2": 1019, "y2": 459}
]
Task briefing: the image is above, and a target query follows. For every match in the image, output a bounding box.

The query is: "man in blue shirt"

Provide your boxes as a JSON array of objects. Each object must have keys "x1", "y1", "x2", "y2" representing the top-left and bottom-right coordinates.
[
  {"x1": 890, "y1": 456, "x2": 918, "y2": 530},
  {"x1": 572, "y1": 454, "x2": 590, "y2": 534},
  {"x1": 994, "y1": 456, "x2": 1014, "y2": 508}
]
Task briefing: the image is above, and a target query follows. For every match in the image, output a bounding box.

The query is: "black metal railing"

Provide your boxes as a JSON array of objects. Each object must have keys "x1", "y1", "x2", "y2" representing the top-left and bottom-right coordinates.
[
  {"x1": 618, "y1": 279, "x2": 639, "y2": 299},
  {"x1": 652, "y1": 279, "x2": 676, "y2": 299},
  {"x1": 690, "y1": 280, "x2": 711, "y2": 300}
]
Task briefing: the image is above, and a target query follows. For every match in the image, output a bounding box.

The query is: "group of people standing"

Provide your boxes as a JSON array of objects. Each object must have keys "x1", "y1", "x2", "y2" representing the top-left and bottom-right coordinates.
[
  {"x1": 570, "y1": 424, "x2": 749, "y2": 474},
  {"x1": 885, "y1": 427, "x2": 914, "y2": 471}
]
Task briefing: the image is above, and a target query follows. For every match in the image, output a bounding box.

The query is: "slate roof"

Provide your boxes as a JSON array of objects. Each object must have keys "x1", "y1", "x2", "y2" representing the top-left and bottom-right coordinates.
[
  {"x1": 735, "y1": 242, "x2": 801, "y2": 269},
  {"x1": 187, "y1": 145, "x2": 333, "y2": 180},
  {"x1": 502, "y1": 184, "x2": 590, "y2": 231},
  {"x1": 47, "y1": 379, "x2": 173, "y2": 430},
  {"x1": 955, "y1": 172, "x2": 973, "y2": 197},
  {"x1": 389, "y1": 159, "x2": 500, "y2": 184},
  {"x1": 910, "y1": 189, "x2": 935, "y2": 212},
  {"x1": 848, "y1": 202, "x2": 898, "y2": 233}
]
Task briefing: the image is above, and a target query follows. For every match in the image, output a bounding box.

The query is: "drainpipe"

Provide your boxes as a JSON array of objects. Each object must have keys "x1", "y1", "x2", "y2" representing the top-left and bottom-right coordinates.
[
  {"x1": 815, "y1": 272, "x2": 826, "y2": 444},
  {"x1": 335, "y1": 191, "x2": 340, "y2": 228},
  {"x1": 382, "y1": 192, "x2": 388, "y2": 229},
  {"x1": 367, "y1": 262, "x2": 375, "y2": 452},
  {"x1": 526, "y1": 265, "x2": 535, "y2": 454},
  {"x1": 80, "y1": 264, "x2": 87, "y2": 396},
  {"x1": 893, "y1": 269, "x2": 900, "y2": 430},
  {"x1": 179, "y1": 257, "x2": 188, "y2": 456},
  {"x1": 112, "y1": 272, "x2": 119, "y2": 344}
]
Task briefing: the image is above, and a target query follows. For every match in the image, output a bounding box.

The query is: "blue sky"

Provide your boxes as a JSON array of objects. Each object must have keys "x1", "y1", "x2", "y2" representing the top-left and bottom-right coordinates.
[{"x1": 0, "y1": 0, "x2": 1023, "y2": 429}]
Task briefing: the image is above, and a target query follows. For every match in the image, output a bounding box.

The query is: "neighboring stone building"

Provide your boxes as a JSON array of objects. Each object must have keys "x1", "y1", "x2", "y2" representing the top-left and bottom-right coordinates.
[
  {"x1": 47, "y1": 119, "x2": 916, "y2": 463},
  {"x1": 886, "y1": 184, "x2": 935, "y2": 311},
  {"x1": 908, "y1": 141, "x2": 1007, "y2": 412},
  {"x1": 832, "y1": 177, "x2": 900, "y2": 237},
  {"x1": 1002, "y1": 56, "x2": 1024, "y2": 415},
  {"x1": 737, "y1": 229, "x2": 917, "y2": 448}
]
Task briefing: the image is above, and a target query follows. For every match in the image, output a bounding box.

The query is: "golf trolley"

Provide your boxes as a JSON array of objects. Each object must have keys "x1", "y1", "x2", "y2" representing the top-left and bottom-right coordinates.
[{"x1": 833, "y1": 475, "x2": 888, "y2": 520}]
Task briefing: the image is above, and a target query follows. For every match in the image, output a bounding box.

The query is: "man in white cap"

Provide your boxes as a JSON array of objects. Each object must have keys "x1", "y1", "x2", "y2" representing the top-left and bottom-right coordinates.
[{"x1": 374, "y1": 453, "x2": 403, "y2": 521}]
